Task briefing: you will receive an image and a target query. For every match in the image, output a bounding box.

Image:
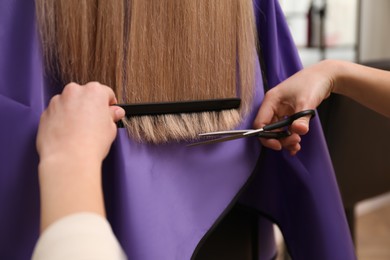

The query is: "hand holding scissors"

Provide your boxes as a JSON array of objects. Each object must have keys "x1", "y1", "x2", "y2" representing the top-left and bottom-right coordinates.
[{"x1": 189, "y1": 109, "x2": 315, "y2": 147}]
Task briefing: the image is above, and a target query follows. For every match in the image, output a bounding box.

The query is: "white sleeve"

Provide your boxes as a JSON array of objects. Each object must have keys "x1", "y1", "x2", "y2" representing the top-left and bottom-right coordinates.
[{"x1": 32, "y1": 212, "x2": 127, "y2": 260}]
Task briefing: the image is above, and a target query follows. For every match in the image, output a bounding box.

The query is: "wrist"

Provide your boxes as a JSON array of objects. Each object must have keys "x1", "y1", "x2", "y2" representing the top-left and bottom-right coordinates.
[
  {"x1": 38, "y1": 153, "x2": 105, "y2": 232},
  {"x1": 39, "y1": 152, "x2": 102, "y2": 170},
  {"x1": 38, "y1": 153, "x2": 102, "y2": 183},
  {"x1": 321, "y1": 59, "x2": 352, "y2": 95},
  {"x1": 317, "y1": 59, "x2": 341, "y2": 94}
]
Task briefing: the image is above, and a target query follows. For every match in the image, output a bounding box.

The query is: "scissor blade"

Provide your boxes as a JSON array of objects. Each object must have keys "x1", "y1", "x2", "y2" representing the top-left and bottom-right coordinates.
[
  {"x1": 199, "y1": 129, "x2": 252, "y2": 137},
  {"x1": 187, "y1": 133, "x2": 247, "y2": 147},
  {"x1": 243, "y1": 128, "x2": 264, "y2": 136}
]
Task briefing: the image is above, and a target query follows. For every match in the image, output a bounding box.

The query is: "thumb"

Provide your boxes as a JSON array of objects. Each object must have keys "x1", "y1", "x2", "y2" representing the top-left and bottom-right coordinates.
[
  {"x1": 110, "y1": 106, "x2": 126, "y2": 122},
  {"x1": 291, "y1": 114, "x2": 311, "y2": 135},
  {"x1": 290, "y1": 99, "x2": 318, "y2": 135}
]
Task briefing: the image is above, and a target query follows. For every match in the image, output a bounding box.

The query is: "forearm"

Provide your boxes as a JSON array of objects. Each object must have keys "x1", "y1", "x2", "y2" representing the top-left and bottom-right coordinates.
[
  {"x1": 38, "y1": 156, "x2": 105, "y2": 232},
  {"x1": 329, "y1": 60, "x2": 390, "y2": 117}
]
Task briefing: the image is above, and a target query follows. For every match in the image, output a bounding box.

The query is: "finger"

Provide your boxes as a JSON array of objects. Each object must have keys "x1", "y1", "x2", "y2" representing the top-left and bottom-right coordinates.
[
  {"x1": 279, "y1": 133, "x2": 301, "y2": 148},
  {"x1": 287, "y1": 143, "x2": 301, "y2": 156},
  {"x1": 44, "y1": 94, "x2": 61, "y2": 116},
  {"x1": 47, "y1": 94, "x2": 60, "y2": 108},
  {"x1": 255, "y1": 90, "x2": 295, "y2": 130},
  {"x1": 110, "y1": 106, "x2": 126, "y2": 122},
  {"x1": 259, "y1": 138, "x2": 282, "y2": 151},
  {"x1": 279, "y1": 135, "x2": 301, "y2": 155},
  {"x1": 63, "y1": 82, "x2": 81, "y2": 91},
  {"x1": 62, "y1": 82, "x2": 81, "y2": 98},
  {"x1": 105, "y1": 87, "x2": 118, "y2": 105},
  {"x1": 84, "y1": 82, "x2": 118, "y2": 105},
  {"x1": 254, "y1": 99, "x2": 276, "y2": 129},
  {"x1": 260, "y1": 134, "x2": 302, "y2": 154}
]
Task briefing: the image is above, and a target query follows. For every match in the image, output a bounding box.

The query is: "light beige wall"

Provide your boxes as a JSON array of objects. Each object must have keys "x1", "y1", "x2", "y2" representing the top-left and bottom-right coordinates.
[
  {"x1": 325, "y1": 0, "x2": 357, "y2": 47},
  {"x1": 359, "y1": 0, "x2": 390, "y2": 62}
]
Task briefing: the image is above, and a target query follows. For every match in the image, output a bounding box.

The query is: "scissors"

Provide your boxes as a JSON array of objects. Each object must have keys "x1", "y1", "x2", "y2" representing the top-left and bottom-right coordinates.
[{"x1": 188, "y1": 109, "x2": 316, "y2": 147}]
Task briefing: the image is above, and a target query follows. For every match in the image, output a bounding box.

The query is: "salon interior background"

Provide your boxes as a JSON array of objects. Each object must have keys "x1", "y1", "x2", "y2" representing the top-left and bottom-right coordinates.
[
  {"x1": 278, "y1": 1, "x2": 390, "y2": 259},
  {"x1": 279, "y1": 0, "x2": 390, "y2": 66}
]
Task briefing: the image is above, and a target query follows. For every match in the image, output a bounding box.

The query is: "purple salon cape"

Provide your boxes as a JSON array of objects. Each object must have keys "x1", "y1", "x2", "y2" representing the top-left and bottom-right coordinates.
[{"x1": 0, "y1": 0, "x2": 356, "y2": 259}]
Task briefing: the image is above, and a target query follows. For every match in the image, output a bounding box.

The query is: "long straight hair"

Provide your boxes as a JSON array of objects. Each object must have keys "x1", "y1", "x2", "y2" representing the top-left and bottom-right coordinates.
[{"x1": 36, "y1": 0, "x2": 257, "y2": 143}]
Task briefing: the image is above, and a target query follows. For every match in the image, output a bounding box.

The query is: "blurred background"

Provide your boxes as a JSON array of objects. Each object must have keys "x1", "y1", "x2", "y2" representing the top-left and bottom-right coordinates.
[{"x1": 277, "y1": 1, "x2": 390, "y2": 259}]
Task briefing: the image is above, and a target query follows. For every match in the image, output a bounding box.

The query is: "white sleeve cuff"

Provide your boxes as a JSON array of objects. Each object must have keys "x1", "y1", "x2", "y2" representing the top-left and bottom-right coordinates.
[{"x1": 32, "y1": 212, "x2": 127, "y2": 260}]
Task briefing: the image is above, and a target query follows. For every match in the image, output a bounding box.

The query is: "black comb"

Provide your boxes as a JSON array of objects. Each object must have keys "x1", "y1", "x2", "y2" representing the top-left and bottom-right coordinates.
[{"x1": 115, "y1": 98, "x2": 241, "y2": 128}]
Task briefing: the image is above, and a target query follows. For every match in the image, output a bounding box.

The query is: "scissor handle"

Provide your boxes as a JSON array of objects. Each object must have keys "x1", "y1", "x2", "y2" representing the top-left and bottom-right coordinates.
[
  {"x1": 262, "y1": 109, "x2": 316, "y2": 131},
  {"x1": 257, "y1": 130, "x2": 291, "y2": 139}
]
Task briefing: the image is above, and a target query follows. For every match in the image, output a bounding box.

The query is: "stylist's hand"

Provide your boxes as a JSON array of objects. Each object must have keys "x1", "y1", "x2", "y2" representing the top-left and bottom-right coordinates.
[
  {"x1": 254, "y1": 60, "x2": 335, "y2": 155},
  {"x1": 36, "y1": 82, "x2": 125, "y2": 163}
]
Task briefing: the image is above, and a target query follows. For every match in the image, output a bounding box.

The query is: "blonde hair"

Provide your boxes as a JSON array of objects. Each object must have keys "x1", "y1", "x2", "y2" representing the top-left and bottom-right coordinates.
[{"x1": 36, "y1": 0, "x2": 257, "y2": 143}]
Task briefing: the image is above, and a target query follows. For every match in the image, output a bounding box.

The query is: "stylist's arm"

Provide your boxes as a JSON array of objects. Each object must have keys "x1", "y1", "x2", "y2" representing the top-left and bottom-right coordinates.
[
  {"x1": 33, "y1": 82, "x2": 126, "y2": 260},
  {"x1": 255, "y1": 59, "x2": 390, "y2": 155}
]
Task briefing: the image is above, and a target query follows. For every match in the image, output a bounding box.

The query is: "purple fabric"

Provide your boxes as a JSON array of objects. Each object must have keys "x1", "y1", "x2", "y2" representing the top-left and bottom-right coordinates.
[
  {"x1": 0, "y1": 1, "x2": 43, "y2": 259},
  {"x1": 245, "y1": 2, "x2": 356, "y2": 259},
  {"x1": 0, "y1": 0, "x2": 355, "y2": 259}
]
